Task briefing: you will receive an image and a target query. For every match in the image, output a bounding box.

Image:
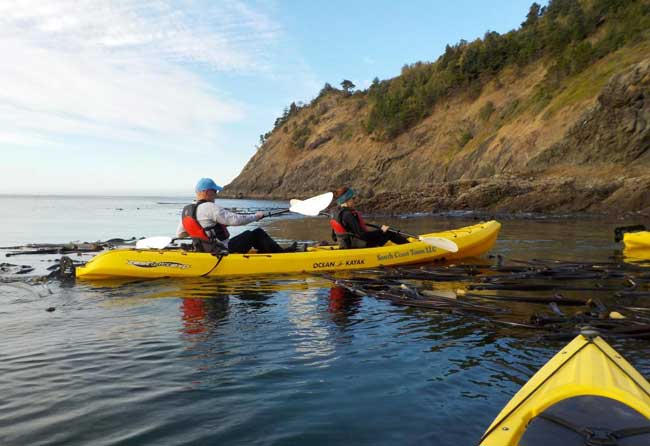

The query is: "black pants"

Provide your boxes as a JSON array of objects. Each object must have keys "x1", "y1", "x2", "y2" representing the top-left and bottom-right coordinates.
[
  {"x1": 228, "y1": 228, "x2": 284, "y2": 254},
  {"x1": 364, "y1": 230, "x2": 409, "y2": 248}
]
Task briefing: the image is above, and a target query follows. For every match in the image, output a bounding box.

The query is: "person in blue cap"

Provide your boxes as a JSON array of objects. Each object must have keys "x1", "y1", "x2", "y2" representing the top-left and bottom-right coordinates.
[
  {"x1": 329, "y1": 186, "x2": 408, "y2": 249},
  {"x1": 176, "y1": 178, "x2": 297, "y2": 253}
]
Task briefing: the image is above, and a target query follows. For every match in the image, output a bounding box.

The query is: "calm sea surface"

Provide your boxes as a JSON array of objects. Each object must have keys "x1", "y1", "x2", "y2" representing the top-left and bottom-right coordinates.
[{"x1": 1, "y1": 195, "x2": 649, "y2": 446}]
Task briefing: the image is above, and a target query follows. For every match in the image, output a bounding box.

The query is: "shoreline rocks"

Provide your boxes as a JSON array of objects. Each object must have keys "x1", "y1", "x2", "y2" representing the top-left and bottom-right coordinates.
[{"x1": 221, "y1": 174, "x2": 650, "y2": 219}]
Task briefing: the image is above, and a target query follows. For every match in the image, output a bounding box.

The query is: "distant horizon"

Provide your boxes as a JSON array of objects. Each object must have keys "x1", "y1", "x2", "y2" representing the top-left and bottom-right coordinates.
[
  {"x1": 0, "y1": 192, "x2": 191, "y2": 198},
  {"x1": 0, "y1": 191, "x2": 290, "y2": 200}
]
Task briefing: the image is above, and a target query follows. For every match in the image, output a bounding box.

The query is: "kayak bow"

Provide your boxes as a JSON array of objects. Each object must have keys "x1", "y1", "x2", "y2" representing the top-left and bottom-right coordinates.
[{"x1": 479, "y1": 330, "x2": 650, "y2": 445}]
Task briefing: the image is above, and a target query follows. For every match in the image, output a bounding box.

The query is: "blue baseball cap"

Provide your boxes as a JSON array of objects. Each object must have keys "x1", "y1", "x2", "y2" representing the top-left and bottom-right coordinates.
[{"x1": 195, "y1": 178, "x2": 223, "y2": 192}]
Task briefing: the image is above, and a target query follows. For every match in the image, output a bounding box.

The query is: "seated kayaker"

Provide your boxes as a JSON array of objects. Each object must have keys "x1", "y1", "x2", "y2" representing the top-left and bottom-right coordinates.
[
  {"x1": 330, "y1": 186, "x2": 409, "y2": 249},
  {"x1": 176, "y1": 178, "x2": 297, "y2": 254}
]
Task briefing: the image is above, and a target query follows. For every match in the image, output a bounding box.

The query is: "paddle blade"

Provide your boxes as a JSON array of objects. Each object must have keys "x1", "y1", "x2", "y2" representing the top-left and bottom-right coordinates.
[
  {"x1": 136, "y1": 236, "x2": 172, "y2": 250},
  {"x1": 420, "y1": 289, "x2": 457, "y2": 299},
  {"x1": 289, "y1": 192, "x2": 333, "y2": 216},
  {"x1": 419, "y1": 236, "x2": 459, "y2": 252}
]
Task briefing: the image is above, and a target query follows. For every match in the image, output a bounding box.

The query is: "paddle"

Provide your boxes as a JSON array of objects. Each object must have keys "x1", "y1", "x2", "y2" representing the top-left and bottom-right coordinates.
[
  {"x1": 266, "y1": 192, "x2": 333, "y2": 217},
  {"x1": 136, "y1": 237, "x2": 174, "y2": 249},
  {"x1": 136, "y1": 236, "x2": 176, "y2": 250},
  {"x1": 364, "y1": 222, "x2": 459, "y2": 252},
  {"x1": 290, "y1": 199, "x2": 459, "y2": 253},
  {"x1": 136, "y1": 192, "x2": 334, "y2": 250}
]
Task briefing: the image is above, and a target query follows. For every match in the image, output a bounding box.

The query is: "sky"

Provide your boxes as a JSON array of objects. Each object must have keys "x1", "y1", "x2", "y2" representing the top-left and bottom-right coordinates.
[{"x1": 0, "y1": 0, "x2": 536, "y2": 195}]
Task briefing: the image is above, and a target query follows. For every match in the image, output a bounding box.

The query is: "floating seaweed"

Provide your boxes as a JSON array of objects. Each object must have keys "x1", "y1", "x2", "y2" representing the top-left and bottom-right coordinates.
[
  {"x1": 462, "y1": 292, "x2": 587, "y2": 306},
  {"x1": 1, "y1": 237, "x2": 137, "y2": 257},
  {"x1": 5, "y1": 243, "x2": 650, "y2": 339},
  {"x1": 0, "y1": 263, "x2": 34, "y2": 275},
  {"x1": 321, "y1": 256, "x2": 650, "y2": 339}
]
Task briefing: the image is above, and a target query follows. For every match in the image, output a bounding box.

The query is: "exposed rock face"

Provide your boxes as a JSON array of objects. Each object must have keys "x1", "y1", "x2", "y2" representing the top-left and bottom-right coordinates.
[
  {"x1": 360, "y1": 175, "x2": 650, "y2": 215},
  {"x1": 224, "y1": 56, "x2": 650, "y2": 215},
  {"x1": 530, "y1": 59, "x2": 650, "y2": 168}
]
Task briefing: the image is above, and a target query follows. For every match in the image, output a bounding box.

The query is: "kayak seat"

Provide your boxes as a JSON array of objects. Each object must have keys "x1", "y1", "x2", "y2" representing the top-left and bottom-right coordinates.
[{"x1": 520, "y1": 395, "x2": 650, "y2": 446}]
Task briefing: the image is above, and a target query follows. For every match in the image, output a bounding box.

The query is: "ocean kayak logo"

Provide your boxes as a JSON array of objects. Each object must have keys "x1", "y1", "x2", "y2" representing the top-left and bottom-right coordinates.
[
  {"x1": 312, "y1": 259, "x2": 365, "y2": 269},
  {"x1": 127, "y1": 260, "x2": 190, "y2": 269}
]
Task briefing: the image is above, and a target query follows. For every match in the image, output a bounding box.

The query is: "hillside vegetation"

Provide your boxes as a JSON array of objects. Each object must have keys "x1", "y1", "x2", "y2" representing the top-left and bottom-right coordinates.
[{"x1": 224, "y1": 0, "x2": 650, "y2": 215}]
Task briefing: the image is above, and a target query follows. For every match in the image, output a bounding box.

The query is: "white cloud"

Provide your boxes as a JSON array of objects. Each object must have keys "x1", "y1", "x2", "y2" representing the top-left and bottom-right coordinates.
[
  {"x1": 6, "y1": 39, "x2": 241, "y2": 130},
  {"x1": 0, "y1": 0, "x2": 282, "y2": 70},
  {"x1": 0, "y1": 0, "x2": 284, "y2": 167}
]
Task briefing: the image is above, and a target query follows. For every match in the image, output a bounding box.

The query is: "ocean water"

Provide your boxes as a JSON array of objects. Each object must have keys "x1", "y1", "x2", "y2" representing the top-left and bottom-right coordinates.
[{"x1": 1, "y1": 195, "x2": 649, "y2": 446}]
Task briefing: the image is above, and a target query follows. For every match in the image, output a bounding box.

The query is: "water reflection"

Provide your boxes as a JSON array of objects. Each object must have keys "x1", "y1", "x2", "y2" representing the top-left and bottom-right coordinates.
[
  {"x1": 233, "y1": 289, "x2": 274, "y2": 307},
  {"x1": 287, "y1": 288, "x2": 336, "y2": 363},
  {"x1": 327, "y1": 286, "x2": 362, "y2": 324},
  {"x1": 623, "y1": 247, "x2": 650, "y2": 265},
  {"x1": 180, "y1": 297, "x2": 229, "y2": 336}
]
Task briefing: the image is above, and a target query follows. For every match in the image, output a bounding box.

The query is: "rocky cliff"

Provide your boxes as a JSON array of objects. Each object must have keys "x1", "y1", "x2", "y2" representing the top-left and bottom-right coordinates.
[{"x1": 224, "y1": 2, "x2": 650, "y2": 215}]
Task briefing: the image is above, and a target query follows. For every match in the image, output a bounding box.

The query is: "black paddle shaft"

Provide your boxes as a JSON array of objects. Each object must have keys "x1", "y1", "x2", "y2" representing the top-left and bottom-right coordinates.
[
  {"x1": 264, "y1": 208, "x2": 290, "y2": 218},
  {"x1": 365, "y1": 222, "x2": 417, "y2": 239}
]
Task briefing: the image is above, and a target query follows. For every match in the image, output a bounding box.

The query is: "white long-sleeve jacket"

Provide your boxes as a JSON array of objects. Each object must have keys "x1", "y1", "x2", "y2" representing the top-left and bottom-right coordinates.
[{"x1": 176, "y1": 201, "x2": 257, "y2": 241}]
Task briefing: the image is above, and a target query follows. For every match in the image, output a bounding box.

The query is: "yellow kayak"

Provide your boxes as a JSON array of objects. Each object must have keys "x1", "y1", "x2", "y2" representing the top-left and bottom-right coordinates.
[
  {"x1": 479, "y1": 330, "x2": 650, "y2": 446},
  {"x1": 76, "y1": 220, "x2": 500, "y2": 279},
  {"x1": 624, "y1": 231, "x2": 650, "y2": 251},
  {"x1": 620, "y1": 232, "x2": 650, "y2": 262},
  {"x1": 614, "y1": 226, "x2": 650, "y2": 260}
]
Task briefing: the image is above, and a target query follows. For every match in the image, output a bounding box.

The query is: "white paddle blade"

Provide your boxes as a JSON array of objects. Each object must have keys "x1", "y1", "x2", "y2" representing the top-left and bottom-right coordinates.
[
  {"x1": 420, "y1": 289, "x2": 457, "y2": 299},
  {"x1": 289, "y1": 192, "x2": 333, "y2": 216},
  {"x1": 419, "y1": 236, "x2": 459, "y2": 253},
  {"x1": 136, "y1": 236, "x2": 172, "y2": 250}
]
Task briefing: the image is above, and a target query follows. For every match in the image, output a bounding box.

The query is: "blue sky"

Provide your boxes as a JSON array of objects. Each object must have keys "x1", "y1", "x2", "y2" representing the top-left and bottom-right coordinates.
[{"x1": 0, "y1": 0, "x2": 536, "y2": 195}]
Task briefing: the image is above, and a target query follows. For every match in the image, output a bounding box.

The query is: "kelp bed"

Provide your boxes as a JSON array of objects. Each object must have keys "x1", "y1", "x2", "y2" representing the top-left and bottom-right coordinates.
[
  {"x1": 1, "y1": 238, "x2": 135, "y2": 258},
  {"x1": 4, "y1": 242, "x2": 650, "y2": 339},
  {"x1": 0, "y1": 239, "x2": 134, "y2": 278},
  {"x1": 324, "y1": 255, "x2": 650, "y2": 340}
]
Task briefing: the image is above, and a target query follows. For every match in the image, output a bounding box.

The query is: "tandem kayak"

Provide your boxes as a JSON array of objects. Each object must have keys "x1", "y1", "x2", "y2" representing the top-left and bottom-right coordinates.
[
  {"x1": 478, "y1": 330, "x2": 650, "y2": 446},
  {"x1": 75, "y1": 220, "x2": 500, "y2": 279}
]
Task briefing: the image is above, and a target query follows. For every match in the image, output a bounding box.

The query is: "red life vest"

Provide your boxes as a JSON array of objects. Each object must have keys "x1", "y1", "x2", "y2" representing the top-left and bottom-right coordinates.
[
  {"x1": 181, "y1": 200, "x2": 230, "y2": 242},
  {"x1": 329, "y1": 218, "x2": 347, "y2": 235}
]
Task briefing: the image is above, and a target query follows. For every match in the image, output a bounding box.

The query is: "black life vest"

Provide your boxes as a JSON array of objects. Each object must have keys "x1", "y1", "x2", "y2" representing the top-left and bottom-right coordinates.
[
  {"x1": 330, "y1": 208, "x2": 368, "y2": 248},
  {"x1": 182, "y1": 200, "x2": 230, "y2": 242}
]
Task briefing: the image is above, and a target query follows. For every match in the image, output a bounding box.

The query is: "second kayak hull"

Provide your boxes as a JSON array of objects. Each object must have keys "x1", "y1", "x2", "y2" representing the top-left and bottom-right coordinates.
[
  {"x1": 479, "y1": 332, "x2": 650, "y2": 446},
  {"x1": 623, "y1": 231, "x2": 650, "y2": 262},
  {"x1": 624, "y1": 231, "x2": 650, "y2": 250}
]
